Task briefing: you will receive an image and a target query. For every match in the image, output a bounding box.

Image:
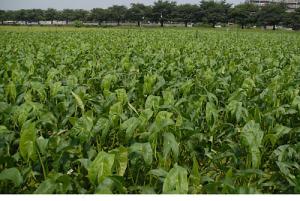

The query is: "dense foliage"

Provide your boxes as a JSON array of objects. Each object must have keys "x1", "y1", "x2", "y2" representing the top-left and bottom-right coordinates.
[
  {"x1": 1, "y1": 1, "x2": 299, "y2": 29},
  {"x1": 1, "y1": 27, "x2": 300, "y2": 194}
]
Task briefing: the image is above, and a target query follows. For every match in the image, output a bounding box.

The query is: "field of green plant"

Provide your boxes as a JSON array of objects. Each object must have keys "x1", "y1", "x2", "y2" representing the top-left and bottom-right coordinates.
[{"x1": 1, "y1": 27, "x2": 300, "y2": 194}]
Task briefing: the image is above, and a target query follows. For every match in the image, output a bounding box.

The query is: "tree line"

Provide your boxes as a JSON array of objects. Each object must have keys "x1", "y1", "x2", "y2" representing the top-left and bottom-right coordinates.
[{"x1": 1, "y1": 0, "x2": 300, "y2": 29}]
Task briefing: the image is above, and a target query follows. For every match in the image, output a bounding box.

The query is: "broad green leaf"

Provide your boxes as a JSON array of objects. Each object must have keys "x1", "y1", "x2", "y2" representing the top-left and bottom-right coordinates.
[
  {"x1": 0, "y1": 125, "x2": 9, "y2": 134},
  {"x1": 121, "y1": 117, "x2": 140, "y2": 141},
  {"x1": 101, "y1": 74, "x2": 117, "y2": 92},
  {"x1": 242, "y1": 78, "x2": 255, "y2": 91},
  {"x1": 109, "y1": 102, "x2": 123, "y2": 121},
  {"x1": 163, "y1": 132, "x2": 179, "y2": 160},
  {"x1": 265, "y1": 124, "x2": 291, "y2": 146},
  {"x1": 148, "y1": 168, "x2": 168, "y2": 178},
  {"x1": 205, "y1": 101, "x2": 218, "y2": 127},
  {"x1": 292, "y1": 96, "x2": 300, "y2": 111},
  {"x1": 143, "y1": 74, "x2": 157, "y2": 95},
  {"x1": 93, "y1": 117, "x2": 110, "y2": 140},
  {"x1": 88, "y1": 151, "x2": 115, "y2": 185},
  {"x1": 0, "y1": 168, "x2": 23, "y2": 187},
  {"x1": 49, "y1": 81, "x2": 62, "y2": 97},
  {"x1": 163, "y1": 90, "x2": 175, "y2": 106},
  {"x1": 163, "y1": 164, "x2": 188, "y2": 194},
  {"x1": 34, "y1": 179, "x2": 56, "y2": 194},
  {"x1": 139, "y1": 109, "x2": 154, "y2": 126},
  {"x1": 5, "y1": 81, "x2": 16, "y2": 102},
  {"x1": 115, "y1": 89, "x2": 128, "y2": 105},
  {"x1": 71, "y1": 91, "x2": 85, "y2": 114},
  {"x1": 129, "y1": 142, "x2": 153, "y2": 165},
  {"x1": 36, "y1": 136, "x2": 49, "y2": 155},
  {"x1": 111, "y1": 146, "x2": 128, "y2": 176},
  {"x1": 69, "y1": 114, "x2": 93, "y2": 142},
  {"x1": 241, "y1": 120, "x2": 264, "y2": 169},
  {"x1": 150, "y1": 111, "x2": 174, "y2": 133},
  {"x1": 145, "y1": 95, "x2": 160, "y2": 111},
  {"x1": 226, "y1": 100, "x2": 248, "y2": 122},
  {"x1": 31, "y1": 81, "x2": 46, "y2": 101},
  {"x1": 19, "y1": 121, "x2": 37, "y2": 161}
]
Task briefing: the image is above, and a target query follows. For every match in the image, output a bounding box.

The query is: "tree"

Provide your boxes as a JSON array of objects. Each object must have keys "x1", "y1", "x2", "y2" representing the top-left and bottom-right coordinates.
[
  {"x1": 200, "y1": 0, "x2": 231, "y2": 27},
  {"x1": 61, "y1": 9, "x2": 76, "y2": 24},
  {"x1": 0, "y1": 10, "x2": 5, "y2": 24},
  {"x1": 28, "y1": 9, "x2": 45, "y2": 24},
  {"x1": 230, "y1": 3, "x2": 259, "y2": 29},
  {"x1": 257, "y1": 3, "x2": 286, "y2": 30},
  {"x1": 152, "y1": 0, "x2": 177, "y2": 27},
  {"x1": 4, "y1": 10, "x2": 16, "y2": 22},
  {"x1": 73, "y1": 9, "x2": 89, "y2": 22},
  {"x1": 290, "y1": 7, "x2": 300, "y2": 30},
  {"x1": 127, "y1": 3, "x2": 151, "y2": 27},
  {"x1": 91, "y1": 8, "x2": 108, "y2": 25},
  {"x1": 174, "y1": 4, "x2": 199, "y2": 27},
  {"x1": 107, "y1": 5, "x2": 128, "y2": 26},
  {"x1": 45, "y1": 8, "x2": 58, "y2": 24}
]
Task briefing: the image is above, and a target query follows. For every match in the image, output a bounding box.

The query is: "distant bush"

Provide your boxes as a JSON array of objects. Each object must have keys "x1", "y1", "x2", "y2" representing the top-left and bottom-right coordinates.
[{"x1": 73, "y1": 20, "x2": 83, "y2": 28}]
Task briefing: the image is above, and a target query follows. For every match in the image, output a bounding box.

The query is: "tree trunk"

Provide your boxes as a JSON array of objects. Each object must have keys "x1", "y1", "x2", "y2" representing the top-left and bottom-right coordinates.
[
  {"x1": 160, "y1": 19, "x2": 164, "y2": 27},
  {"x1": 117, "y1": 19, "x2": 120, "y2": 26},
  {"x1": 66, "y1": 20, "x2": 69, "y2": 25},
  {"x1": 51, "y1": 20, "x2": 53, "y2": 25},
  {"x1": 273, "y1": 24, "x2": 276, "y2": 30},
  {"x1": 242, "y1": 24, "x2": 244, "y2": 29},
  {"x1": 98, "y1": 21, "x2": 101, "y2": 26},
  {"x1": 185, "y1": 21, "x2": 188, "y2": 27},
  {"x1": 138, "y1": 20, "x2": 141, "y2": 27}
]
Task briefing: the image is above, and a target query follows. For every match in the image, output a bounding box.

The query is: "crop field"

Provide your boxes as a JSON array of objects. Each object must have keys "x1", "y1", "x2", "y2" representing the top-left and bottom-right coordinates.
[{"x1": 0, "y1": 27, "x2": 300, "y2": 194}]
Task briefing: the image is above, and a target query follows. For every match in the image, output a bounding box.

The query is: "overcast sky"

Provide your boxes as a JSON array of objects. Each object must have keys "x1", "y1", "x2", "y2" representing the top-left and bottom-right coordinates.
[{"x1": 0, "y1": 0, "x2": 244, "y2": 10}]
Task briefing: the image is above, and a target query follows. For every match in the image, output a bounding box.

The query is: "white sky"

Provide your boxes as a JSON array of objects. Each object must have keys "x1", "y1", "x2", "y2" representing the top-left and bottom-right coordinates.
[{"x1": 0, "y1": 0, "x2": 244, "y2": 10}]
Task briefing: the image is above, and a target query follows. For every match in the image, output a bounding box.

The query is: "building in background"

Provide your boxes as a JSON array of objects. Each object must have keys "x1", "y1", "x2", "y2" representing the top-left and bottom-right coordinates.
[{"x1": 247, "y1": 0, "x2": 300, "y2": 12}]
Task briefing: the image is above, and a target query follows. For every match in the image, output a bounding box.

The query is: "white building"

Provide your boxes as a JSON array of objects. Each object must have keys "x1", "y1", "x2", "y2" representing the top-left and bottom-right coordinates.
[{"x1": 247, "y1": 0, "x2": 300, "y2": 12}]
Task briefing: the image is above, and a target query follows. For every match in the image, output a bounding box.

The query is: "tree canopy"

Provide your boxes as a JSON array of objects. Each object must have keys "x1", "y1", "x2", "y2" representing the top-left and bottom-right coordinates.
[{"x1": 0, "y1": 1, "x2": 299, "y2": 29}]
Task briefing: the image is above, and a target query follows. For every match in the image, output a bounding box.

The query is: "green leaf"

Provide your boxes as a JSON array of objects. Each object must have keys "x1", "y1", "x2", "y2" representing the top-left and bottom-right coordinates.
[
  {"x1": 0, "y1": 125, "x2": 9, "y2": 134},
  {"x1": 163, "y1": 133, "x2": 179, "y2": 160},
  {"x1": 69, "y1": 114, "x2": 94, "y2": 142},
  {"x1": 163, "y1": 90, "x2": 175, "y2": 106},
  {"x1": 36, "y1": 136, "x2": 49, "y2": 156},
  {"x1": 145, "y1": 95, "x2": 160, "y2": 111},
  {"x1": 0, "y1": 168, "x2": 23, "y2": 187},
  {"x1": 115, "y1": 89, "x2": 128, "y2": 105},
  {"x1": 163, "y1": 164, "x2": 188, "y2": 194},
  {"x1": 241, "y1": 120, "x2": 264, "y2": 169},
  {"x1": 292, "y1": 96, "x2": 300, "y2": 111},
  {"x1": 71, "y1": 91, "x2": 85, "y2": 114},
  {"x1": 121, "y1": 117, "x2": 140, "y2": 141},
  {"x1": 150, "y1": 111, "x2": 174, "y2": 133},
  {"x1": 109, "y1": 102, "x2": 123, "y2": 121},
  {"x1": 139, "y1": 109, "x2": 154, "y2": 126},
  {"x1": 143, "y1": 74, "x2": 157, "y2": 95},
  {"x1": 111, "y1": 146, "x2": 128, "y2": 176},
  {"x1": 206, "y1": 101, "x2": 218, "y2": 127},
  {"x1": 265, "y1": 124, "x2": 291, "y2": 146},
  {"x1": 19, "y1": 121, "x2": 37, "y2": 161},
  {"x1": 129, "y1": 142, "x2": 153, "y2": 165},
  {"x1": 34, "y1": 179, "x2": 56, "y2": 194},
  {"x1": 226, "y1": 100, "x2": 248, "y2": 122},
  {"x1": 148, "y1": 168, "x2": 168, "y2": 178},
  {"x1": 5, "y1": 81, "x2": 17, "y2": 102},
  {"x1": 88, "y1": 151, "x2": 115, "y2": 185},
  {"x1": 93, "y1": 117, "x2": 110, "y2": 140}
]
